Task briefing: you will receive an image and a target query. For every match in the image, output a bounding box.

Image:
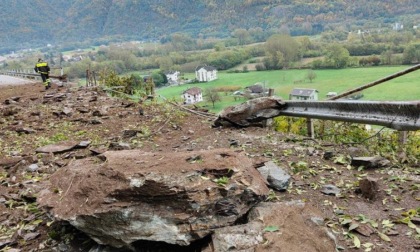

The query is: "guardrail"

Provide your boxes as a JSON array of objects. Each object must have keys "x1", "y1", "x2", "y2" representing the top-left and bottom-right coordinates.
[
  {"x1": 0, "y1": 68, "x2": 67, "y2": 82},
  {"x1": 279, "y1": 100, "x2": 420, "y2": 131}
]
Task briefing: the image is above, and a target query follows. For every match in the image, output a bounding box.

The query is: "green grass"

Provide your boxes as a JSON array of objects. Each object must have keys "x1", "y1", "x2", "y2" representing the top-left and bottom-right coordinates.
[{"x1": 156, "y1": 66, "x2": 420, "y2": 112}]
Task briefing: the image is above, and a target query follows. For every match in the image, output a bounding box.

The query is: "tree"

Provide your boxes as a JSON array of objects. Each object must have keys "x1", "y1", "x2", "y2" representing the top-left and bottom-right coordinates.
[
  {"x1": 325, "y1": 44, "x2": 350, "y2": 69},
  {"x1": 232, "y1": 29, "x2": 250, "y2": 45},
  {"x1": 306, "y1": 70, "x2": 317, "y2": 83},
  {"x1": 402, "y1": 44, "x2": 420, "y2": 64},
  {"x1": 265, "y1": 34, "x2": 300, "y2": 69},
  {"x1": 204, "y1": 88, "x2": 221, "y2": 108},
  {"x1": 169, "y1": 33, "x2": 195, "y2": 51},
  {"x1": 151, "y1": 71, "x2": 168, "y2": 88}
]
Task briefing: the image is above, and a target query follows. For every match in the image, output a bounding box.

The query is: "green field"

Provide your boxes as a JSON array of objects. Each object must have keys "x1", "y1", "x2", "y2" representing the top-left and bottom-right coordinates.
[{"x1": 157, "y1": 66, "x2": 420, "y2": 112}]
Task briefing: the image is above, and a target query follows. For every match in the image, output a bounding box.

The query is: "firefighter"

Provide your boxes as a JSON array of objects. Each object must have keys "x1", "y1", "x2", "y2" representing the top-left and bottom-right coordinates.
[{"x1": 34, "y1": 58, "x2": 51, "y2": 90}]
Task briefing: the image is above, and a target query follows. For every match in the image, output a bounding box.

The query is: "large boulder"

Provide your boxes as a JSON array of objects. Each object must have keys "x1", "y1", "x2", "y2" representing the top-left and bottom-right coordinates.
[{"x1": 38, "y1": 149, "x2": 269, "y2": 248}]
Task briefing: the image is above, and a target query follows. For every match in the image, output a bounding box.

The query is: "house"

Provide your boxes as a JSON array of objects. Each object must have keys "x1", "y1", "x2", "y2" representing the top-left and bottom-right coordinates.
[
  {"x1": 245, "y1": 84, "x2": 264, "y2": 94},
  {"x1": 393, "y1": 22, "x2": 403, "y2": 31},
  {"x1": 165, "y1": 71, "x2": 180, "y2": 84},
  {"x1": 182, "y1": 87, "x2": 203, "y2": 104},
  {"x1": 195, "y1": 65, "x2": 218, "y2": 82},
  {"x1": 289, "y1": 88, "x2": 319, "y2": 100}
]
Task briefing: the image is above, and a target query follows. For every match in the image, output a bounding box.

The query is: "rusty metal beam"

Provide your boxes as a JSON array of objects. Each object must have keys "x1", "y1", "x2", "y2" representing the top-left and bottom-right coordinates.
[{"x1": 280, "y1": 100, "x2": 420, "y2": 131}]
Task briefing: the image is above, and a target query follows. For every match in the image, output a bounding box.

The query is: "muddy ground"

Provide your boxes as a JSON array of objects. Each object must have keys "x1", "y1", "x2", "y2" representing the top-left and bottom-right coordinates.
[{"x1": 0, "y1": 81, "x2": 419, "y2": 252}]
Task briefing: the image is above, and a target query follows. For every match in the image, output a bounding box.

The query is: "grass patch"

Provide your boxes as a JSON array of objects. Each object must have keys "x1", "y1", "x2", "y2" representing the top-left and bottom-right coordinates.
[{"x1": 156, "y1": 66, "x2": 420, "y2": 112}]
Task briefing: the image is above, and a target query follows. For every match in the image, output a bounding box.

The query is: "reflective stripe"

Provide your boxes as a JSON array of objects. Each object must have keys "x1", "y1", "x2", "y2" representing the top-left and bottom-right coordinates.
[{"x1": 36, "y1": 62, "x2": 48, "y2": 67}]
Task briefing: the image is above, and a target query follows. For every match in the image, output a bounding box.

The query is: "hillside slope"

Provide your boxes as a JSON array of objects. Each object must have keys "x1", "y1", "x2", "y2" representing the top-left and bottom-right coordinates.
[{"x1": 0, "y1": 0, "x2": 419, "y2": 52}]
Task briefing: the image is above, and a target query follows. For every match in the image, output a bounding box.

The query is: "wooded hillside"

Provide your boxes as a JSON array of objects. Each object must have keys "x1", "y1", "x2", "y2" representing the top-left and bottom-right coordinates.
[{"x1": 0, "y1": 0, "x2": 419, "y2": 53}]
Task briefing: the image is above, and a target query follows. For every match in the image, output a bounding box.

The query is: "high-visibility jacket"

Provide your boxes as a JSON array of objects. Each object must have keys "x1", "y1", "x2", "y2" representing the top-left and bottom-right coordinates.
[{"x1": 34, "y1": 62, "x2": 50, "y2": 74}]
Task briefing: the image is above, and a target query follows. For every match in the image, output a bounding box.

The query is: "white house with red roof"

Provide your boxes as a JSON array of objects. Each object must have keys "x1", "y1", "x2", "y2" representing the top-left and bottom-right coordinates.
[{"x1": 182, "y1": 87, "x2": 203, "y2": 104}]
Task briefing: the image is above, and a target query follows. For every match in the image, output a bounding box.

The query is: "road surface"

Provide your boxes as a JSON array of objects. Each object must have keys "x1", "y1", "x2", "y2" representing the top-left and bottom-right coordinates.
[{"x1": 0, "y1": 74, "x2": 36, "y2": 86}]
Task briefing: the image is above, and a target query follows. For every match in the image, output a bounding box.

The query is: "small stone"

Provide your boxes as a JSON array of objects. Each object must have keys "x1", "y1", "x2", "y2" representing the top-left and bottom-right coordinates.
[
  {"x1": 323, "y1": 151, "x2": 334, "y2": 160},
  {"x1": 27, "y1": 164, "x2": 39, "y2": 172},
  {"x1": 321, "y1": 184, "x2": 340, "y2": 196},
  {"x1": 307, "y1": 147, "x2": 316, "y2": 156},
  {"x1": 411, "y1": 217, "x2": 420, "y2": 225},
  {"x1": 351, "y1": 156, "x2": 390, "y2": 169},
  {"x1": 229, "y1": 139, "x2": 239, "y2": 147},
  {"x1": 78, "y1": 141, "x2": 91, "y2": 148},
  {"x1": 359, "y1": 177, "x2": 379, "y2": 200},
  {"x1": 89, "y1": 119, "x2": 103, "y2": 125},
  {"x1": 355, "y1": 223, "x2": 375, "y2": 237}
]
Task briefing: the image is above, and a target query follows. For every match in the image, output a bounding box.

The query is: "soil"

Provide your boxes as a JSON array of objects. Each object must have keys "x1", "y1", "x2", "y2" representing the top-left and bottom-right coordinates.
[{"x1": 0, "y1": 81, "x2": 419, "y2": 252}]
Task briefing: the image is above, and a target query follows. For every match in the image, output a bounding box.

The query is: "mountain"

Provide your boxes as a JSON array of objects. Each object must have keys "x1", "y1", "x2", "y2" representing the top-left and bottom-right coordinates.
[{"x1": 0, "y1": 0, "x2": 419, "y2": 53}]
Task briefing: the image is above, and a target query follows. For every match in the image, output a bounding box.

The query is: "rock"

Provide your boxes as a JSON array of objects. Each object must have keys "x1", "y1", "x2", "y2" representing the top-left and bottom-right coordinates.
[
  {"x1": 89, "y1": 119, "x2": 103, "y2": 125},
  {"x1": 385, "y1": 229, "x2": 399, "y2": 236},
  {"x1": 411, "y1": 217, "x2": 420, "y2": 225},
  {"x1": 30, "y1": 111, "x2": 41, "y2": 116},
  {"x1": 0, "y1": 157, "x2": 23, "y2": 169},
  {"x1": 62, "y1": 107, "x2": 73, "y2": 116},
  {"x1": 214, "y1": 97, "x2": 286, "y2": 127},
  {"x1": 321, "y1": 184, "x2": 341, "y2": 196},
  {"x1": 15, "y1": 127, "x2": 36, "y2": 134},
  {"x1": 89, "y1": 96, "x2": 98, "y2": 102},
  {"x1": 323, "y1": 151, "x2": 334, "y2": 160},
  {"x1": 257, "y1": 161, "x2": 291, "y2": 191},
  {"x1": 23, "y1": 232, "x2": 40, "y2": 241},
  {"x1": 38, "y1": 149, "x2": 269, "y2": 248},
  {"x1": 4, "y1": 96, "x2": 21, "y2": 104},
  {"x1": 109, "y1": 142, "x2": 131, "y2": 150},
  {"x1": 351, "y1": 156, "x2": 390, "y2": 168},
  {"x1": 88, "y1": 245, "x2": 127, "y2": 252},
  {"x1": 122, "y1": 130, "x2": 141, "y2": 138},
  {"x1": 244, "y1": 201, "x2": 335, "y2": 251},
  {"x1": 2, "y1": 106, "x2": 21, "y2": 116},
  {"x1": 90, "y1": 147, "x2": 107, "y2": 156},
  {"x1": 358, "y1": 177, "x2": 379, "y2": 200},
  {"x1": 77, "y1": 107, "x2": 90, "y2": 113},
  {"x1": 212, "y1": 222, "x2": 264, "y2": 252},
  {"x1": 35, "y1": 141, "x2": 79, "y2": 154},
  {"x1": 307, "y1": 147, "x2": 316, "y2": 156},
  {"x1": 354, "y1": 223, "x2": 375, "y2": 237},
  {"x1": 347, "y1": 146, "x2": 368, "y2": 157},
  {"x1": 77, "y1": 141, "x2": 92, "y2": 148},
  {"x1": 26, "y1": 164, "x2": 39, "y2": 172},
  {"x1": 9, "y1": 151, "x2": 20, "y2": 156},
  {"x1": 92, "y1": 108, "x2": 108, "y2": 117},
  {"x1": 229, "y1": 139, "x2": 239, "y2": 147}
]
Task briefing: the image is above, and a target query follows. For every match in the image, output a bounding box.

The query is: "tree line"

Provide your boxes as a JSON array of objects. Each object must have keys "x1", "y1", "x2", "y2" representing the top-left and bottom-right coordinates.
[{"x1": 2, "y1": 28, "x2": 419, "y2": 84}]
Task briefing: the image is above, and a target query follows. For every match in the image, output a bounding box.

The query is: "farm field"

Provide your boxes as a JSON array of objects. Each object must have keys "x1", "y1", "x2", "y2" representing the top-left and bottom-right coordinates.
[{"x1": 157, "y1": 66, "x2": 420, "y2": 112}]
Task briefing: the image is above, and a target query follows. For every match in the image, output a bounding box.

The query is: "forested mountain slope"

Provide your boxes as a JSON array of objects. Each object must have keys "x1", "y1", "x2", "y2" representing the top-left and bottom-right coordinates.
[{"x1": 0, "y1": 0, "x2": 419, "y2": 52}]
